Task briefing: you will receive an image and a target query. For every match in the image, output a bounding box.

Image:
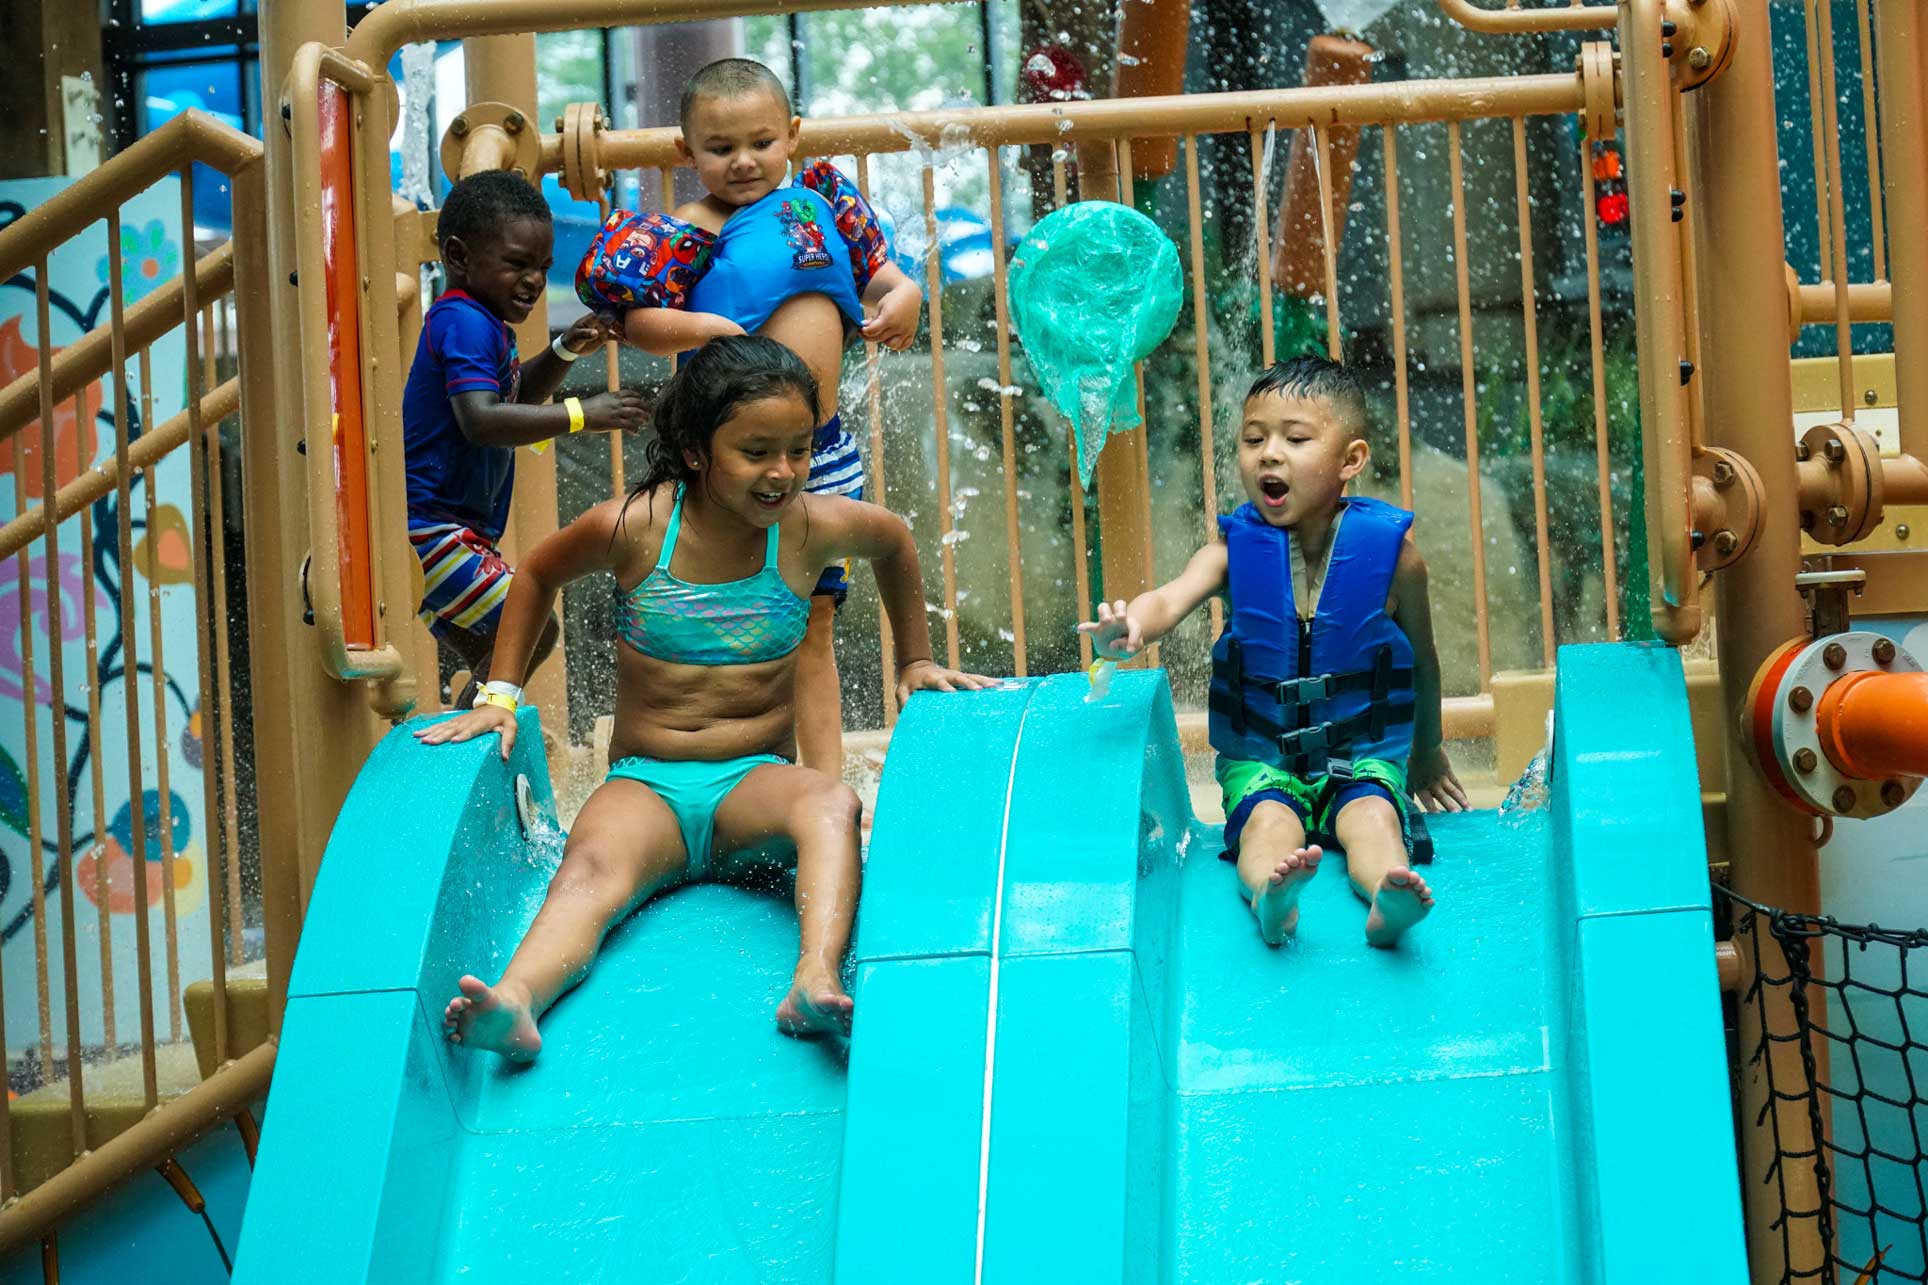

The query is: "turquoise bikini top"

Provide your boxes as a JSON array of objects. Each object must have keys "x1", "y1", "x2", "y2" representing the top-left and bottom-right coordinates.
[{"x1": 616, "y1": 488, "x2": 810, "y2": 666}]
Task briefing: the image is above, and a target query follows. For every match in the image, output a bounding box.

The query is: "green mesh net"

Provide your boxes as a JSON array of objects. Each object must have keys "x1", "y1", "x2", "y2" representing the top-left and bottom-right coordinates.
[{"x1": 1007, "y1": 201, "x2": 1183, "y2": 487}]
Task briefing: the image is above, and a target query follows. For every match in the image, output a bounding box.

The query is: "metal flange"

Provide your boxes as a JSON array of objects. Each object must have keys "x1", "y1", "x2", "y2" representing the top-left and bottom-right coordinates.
[
  {"x1": 1578, "y1": 40, "x2": 1618, "y2": 140},
  {"x1": 1757, "y1": 630, "x2": 1923, "y2": 818},
  {"x1": 439, "y1": 100, "x2": 542, "y2": 182},
  {"x1": 557, "y1": 101, "x2": 608, "y2": 203},
  {"x1": 1691, "y1": 446, "x2": 1764, "y2": 570},
  {"x1": 1798, "y1": 420, "x2": 1886, "y2": 546},
  {"x1": 1667, "y1": 0, "x2": 1736, "y2": 91}
]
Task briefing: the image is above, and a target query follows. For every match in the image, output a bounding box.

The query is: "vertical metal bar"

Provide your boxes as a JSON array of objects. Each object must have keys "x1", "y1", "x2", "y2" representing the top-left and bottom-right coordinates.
[
  {"x1": 1512, "y1": 119, "x2": 1556, "y2": 666},
  {"x1": 207, "y1": 299, "x2": 243, "y2": 966},
  {"x1": 1855, "y1": 0, "x2": 1887, "y2": 280},
  {"x1": 1250, "y1": 125, "x2": 1276, "y2": 366},
  {"x1": 1580, "y1": 130, "x2": 1622, "y2": 639},
  {"x1": 854, "y1": 153, "x2": 895, "y2": 723},
  {"x1": 106, "y1": 212, "x2": 160, "y2": 1109},
  {"x1": 74, "y1": 389, "x2": 116, "y2": 1045},
  {"x1": 136, "y1": 349, "x2": 182, "y2": 1043},
  {"x1": 34, "y1": 261, "x2": 86, "y2": 1148},
  {"x1": 1813, "y1": 0, "x2": 1859, "y2": 418},
  {"x1": 923, "y1": 165, "x2": 961, "y2": 668},
  {"x1": 659, "y1": 164, "x2": 680, "y2": 377},
  {"x1": 1670, "y1": 99, "x2": 1708, "y2": 455},
  {"x1": 598, "y1": 193, "x2": 624, "y2": 497},
  {"x1": 1051, "y1": 154, "x2": 1068, "y2": 208},
  {"x1": 1312, "y1": 124, "x2": 1342, "y2": 359},
  {"x1": 1384, "y1": 127, "x2": 1414, "y2": 510},
  {"x1": 984, "y1": 147, "x2": 1028, "y2": 676},
  {"x1": 1048, "y1": 156, "x2": 1088, "y2": 664},
  {"x1": 1803, "y1": 0, "x2": 1836, "y2": 286},
  {"x1": 13, "y1": 434, "x2": 49, "y2": 1084},
  {"x1": 1115, "y1": 138, "x2": 1160, "y2": 669},
  {"x1": 1447, "y1": 123, "x2": 1493, "y2": 688},
  {"x1": 1876, "y1": 0, "x2": 1928, "y2": 463},
  {"x1": 1184, "y1": 135, "x2": 1223, "y2": 639},
  {"x1": 190, "y1": 307, "x2": 230, "y2": 1065}
]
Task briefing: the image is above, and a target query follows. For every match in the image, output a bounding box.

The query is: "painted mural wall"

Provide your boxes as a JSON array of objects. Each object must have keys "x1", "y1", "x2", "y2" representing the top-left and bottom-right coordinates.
[{"x1": 0, "y1": 176, "x2": 219, "y2": 1070}]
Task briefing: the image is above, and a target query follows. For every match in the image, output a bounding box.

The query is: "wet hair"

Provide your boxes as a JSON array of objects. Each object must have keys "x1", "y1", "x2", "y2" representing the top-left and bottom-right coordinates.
[
  {"x1": 435, "y1": 170, "x2": 551, "y2": 253},
  {"x1": 1245, "y1": 355, "x2": 1369, "y2": 436},
  {"x1": 679, "y1": 58, "x2": 793, "y2": 133},
  {"x1": 632, "y1": 334, "x2": 820, "y2": 502}
]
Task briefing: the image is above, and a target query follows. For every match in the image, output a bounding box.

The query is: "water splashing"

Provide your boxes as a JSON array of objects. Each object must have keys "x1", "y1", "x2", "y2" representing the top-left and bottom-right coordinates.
[{"x1": 1498, "y1": 711, "x2": 1555, "y2": 825}]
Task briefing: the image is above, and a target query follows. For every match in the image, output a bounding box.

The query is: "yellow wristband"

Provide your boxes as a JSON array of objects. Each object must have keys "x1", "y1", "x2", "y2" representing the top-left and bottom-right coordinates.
[
  {"x1": 479, "y1": 691, "x2": 519, "y2": 713},
  {"x1": 564, "y1": 396, "x2": 586, "y2": 434}
]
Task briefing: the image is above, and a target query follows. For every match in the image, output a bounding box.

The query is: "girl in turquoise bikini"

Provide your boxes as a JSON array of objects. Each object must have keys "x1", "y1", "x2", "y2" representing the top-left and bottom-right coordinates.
[{"x1": 420, "y1": 336, "x2": 990, "y2": 1060}]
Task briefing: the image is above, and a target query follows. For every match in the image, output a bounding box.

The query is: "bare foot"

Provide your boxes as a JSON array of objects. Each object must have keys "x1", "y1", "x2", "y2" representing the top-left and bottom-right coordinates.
[
  {"x1": 1364, "y1": 867, "x2": 1434, "y2": 948},
  {"x1": 443, "y1": 974, "x2": 542, "y2": 1062},
  {"x1": 776, "y1": 958, "x2": 854, "y2": 1038},
  {"x1": 1251, "y1": 845, "x2": 1323, "y2": 946}
]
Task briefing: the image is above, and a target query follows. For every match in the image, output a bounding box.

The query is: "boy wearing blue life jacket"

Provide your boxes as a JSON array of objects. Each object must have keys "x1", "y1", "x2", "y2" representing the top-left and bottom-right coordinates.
[
  {"x1": 576, "y1": 57, "x2": 924, "y2": 776},
  {"x1": 1081, "y1": 357, "x2": 1467, "y2": 948}
]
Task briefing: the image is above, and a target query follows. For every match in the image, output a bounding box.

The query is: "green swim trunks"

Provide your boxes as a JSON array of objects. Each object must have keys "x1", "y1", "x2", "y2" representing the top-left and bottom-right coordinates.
[{"x1": 1216, "y1": 756, "x2": 1411, "y2": 858}]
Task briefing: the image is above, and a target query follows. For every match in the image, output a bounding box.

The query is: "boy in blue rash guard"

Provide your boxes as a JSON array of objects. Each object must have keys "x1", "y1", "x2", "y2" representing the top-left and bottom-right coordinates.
[
  {"x1": 575, "y1": 57, "x2": 924, "y2": 777},
  {"x1": 1081, "y1": 357, "x2": 1468, "y2": 948},
  {"x1": 404, "y1": 170, "x2": 647, "y2": 700}
]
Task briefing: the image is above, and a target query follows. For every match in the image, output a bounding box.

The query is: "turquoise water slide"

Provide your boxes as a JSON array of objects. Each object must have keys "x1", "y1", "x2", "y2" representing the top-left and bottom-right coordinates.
[{"x1": 233, "y1": 643, "x2": 1746, "y2": 1282}]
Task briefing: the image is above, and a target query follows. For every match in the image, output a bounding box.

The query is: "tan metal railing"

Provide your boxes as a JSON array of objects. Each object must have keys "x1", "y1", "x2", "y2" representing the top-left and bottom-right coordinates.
[
  {"x1": 0, "y1": 110, "x2": 284, "y2": 1252},
  {"x1": 534, "y1": 60, "x2": 1668, "y2": 730}
]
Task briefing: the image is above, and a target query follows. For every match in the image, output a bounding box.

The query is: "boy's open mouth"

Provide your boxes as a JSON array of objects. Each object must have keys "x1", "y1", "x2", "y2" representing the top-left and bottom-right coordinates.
[{"x1": 1258, "y1": 476, "x2": 1289, "y2": 506}]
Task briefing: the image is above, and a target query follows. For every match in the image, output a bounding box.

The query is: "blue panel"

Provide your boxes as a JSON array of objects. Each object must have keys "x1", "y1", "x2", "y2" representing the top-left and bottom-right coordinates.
[
  {"x1": 1552, "y1": 643, "x2": 1711, "y2": 918},
  {"x1": 1572, "y1": 910, "x2": 1746, "y2": 1284},
  {"x1": 856, "y1": 681, "x2": 1036, "y2": 963},
  {"x1": 981, "y1": 949, "x2": 1168, "y2": 1283},
  {"x1": 836, "y1": 956, "x2": 991, "y2": 1285},
  {"x1": 235, "y1": 990, "x2": 456, "y2": 1283},
  {"x1": 289, "y1": 709, "x2": 551, "y2": 1000}
]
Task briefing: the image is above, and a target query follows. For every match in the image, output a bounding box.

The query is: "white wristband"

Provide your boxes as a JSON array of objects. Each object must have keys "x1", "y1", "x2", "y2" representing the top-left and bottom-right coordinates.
[
  {"x1": 474, "y1": 679, "x2": 525, "y2": 708},
  {"x1": 551, "y1": 333, "x2": 583, "y2": 363}
]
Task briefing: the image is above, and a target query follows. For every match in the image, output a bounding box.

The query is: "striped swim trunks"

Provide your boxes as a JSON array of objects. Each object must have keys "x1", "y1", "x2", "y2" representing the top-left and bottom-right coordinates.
[
  {"x1": 806, "y1": 413, "x2": 865, "y2": 605},
  {"x1": 408, "y1": 519, "x2": 515, "y2": 642}
]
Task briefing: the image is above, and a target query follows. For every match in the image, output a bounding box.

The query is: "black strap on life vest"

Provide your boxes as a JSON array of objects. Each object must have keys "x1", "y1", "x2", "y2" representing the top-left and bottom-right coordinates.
[{"x1": 1206, "y1": 687, "x2": 1417, "y2": 775}]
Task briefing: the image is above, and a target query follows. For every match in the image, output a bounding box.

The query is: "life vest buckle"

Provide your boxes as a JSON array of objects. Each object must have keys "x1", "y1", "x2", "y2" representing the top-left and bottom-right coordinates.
[
  {"x1": 1277, "y1": 721, "x2": 1333, "y2": 759},
  {"x1": 1274, "y1": 672, "x2": 1336, "y2": 703}
]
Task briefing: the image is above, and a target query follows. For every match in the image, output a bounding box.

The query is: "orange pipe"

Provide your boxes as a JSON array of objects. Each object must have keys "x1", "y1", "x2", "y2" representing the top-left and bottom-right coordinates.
[
  {"x1": 1272, "y1": 36, "x2": 1373, "y2": 299},
  {"x1": 1817, "y1": 669, "x2": 1928, "y2": 780},
  {"x1": 319, "y1": 83, "x2": 376, "y2": 652}
]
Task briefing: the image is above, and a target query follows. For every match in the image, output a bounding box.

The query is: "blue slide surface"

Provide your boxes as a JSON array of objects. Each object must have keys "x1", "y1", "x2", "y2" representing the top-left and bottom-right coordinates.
[{"x1": 234, "y1": 643, "x2": 1745, "y2": 1282}]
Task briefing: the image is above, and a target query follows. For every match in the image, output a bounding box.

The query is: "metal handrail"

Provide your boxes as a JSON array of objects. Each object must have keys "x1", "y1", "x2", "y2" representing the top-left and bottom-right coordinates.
[
  {"x1": 0, "y1": 243, "x2": 234, "y2": 444},
  {"x1": 1437, "y1": 0, "x2": 1618, "y2": 34},
  {"x1": 284, "y1": 43, "x2": 414, "y2": 706}
]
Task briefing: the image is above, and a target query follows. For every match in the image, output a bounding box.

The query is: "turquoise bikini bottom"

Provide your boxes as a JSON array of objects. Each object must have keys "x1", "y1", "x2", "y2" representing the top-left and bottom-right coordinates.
[{"x1": 605, "y1": 752, "x2": 790, "y2": 878}]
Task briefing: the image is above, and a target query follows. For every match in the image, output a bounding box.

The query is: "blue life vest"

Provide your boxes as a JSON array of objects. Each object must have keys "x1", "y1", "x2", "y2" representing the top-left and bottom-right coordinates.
[{"x1": 1207, "y1": 496, "x2": 1416, "y2": 775}]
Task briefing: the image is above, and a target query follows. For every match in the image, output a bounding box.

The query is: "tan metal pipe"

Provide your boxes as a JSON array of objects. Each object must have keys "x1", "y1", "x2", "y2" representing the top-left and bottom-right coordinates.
[
  {"x1": 1793, "y1": 280, "x2": 1892, "y2": 329},
  {"x1": 1436, "y1": 0, "x2": 1616, "y2": 34},
  {"x1": 1876, "y1": 1, "x2": 1928, "y2": 461},
  {"x1": 0, "y1": 112, "x2": 259, "y2": 281},
  {"x1": 1684, "y1": 0, "x2": 1828, "y2": 1277},
  {"x1": 581, "y1": 73, "x2": 1588, "y2": 171},
  {"x1": 1623, "y1": 0, "x2": 1700, "y2": 644},
  {"x1": 0, "y1": 379, "x2": 239, "y2": 562},
  {"x1": 0, "y1": 245, "x2": 234, "y2": 443},
  {"x1": 1796, "y1": 453, "x2": 1928, "y2": 508},
  {"x1": 347, "y1": 0, "x2": 972, "y2": 67},
  {"x1": 0, "y1": 1042, "x2": 274, "y2": 1254}
]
